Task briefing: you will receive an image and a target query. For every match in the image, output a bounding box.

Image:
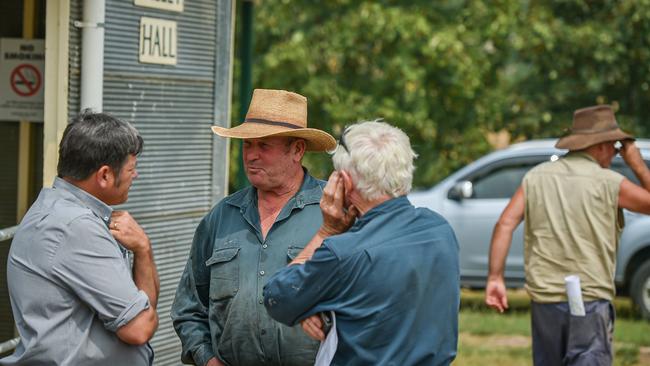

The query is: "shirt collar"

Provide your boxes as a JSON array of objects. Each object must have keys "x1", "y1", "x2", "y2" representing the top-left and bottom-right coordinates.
[
  {"x1": 53, "y1": 177, "x2": 113, "y2": 224},
  {"x1": 567, "y1": 151, "x2": 598, "y2": 164},
  {"x1": 351, "y1": 196, "x2": 410, "y2": 229}
]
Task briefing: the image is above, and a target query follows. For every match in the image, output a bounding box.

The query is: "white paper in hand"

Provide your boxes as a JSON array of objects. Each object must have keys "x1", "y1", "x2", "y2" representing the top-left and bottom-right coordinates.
[
  {"x1": 314, "y1": 311, "x2": 338, "y2": 366},
  {"x1": 564, "y1": 275, "x2": 586, "y2": 316}
]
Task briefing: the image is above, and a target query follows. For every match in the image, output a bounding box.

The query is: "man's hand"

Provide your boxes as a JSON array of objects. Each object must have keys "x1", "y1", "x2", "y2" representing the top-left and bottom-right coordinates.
[
  {"x1": 300, "y1": 314, "x2": 326, "y2": 341},
  {"x1": 290, "y1": 171, "x2": 360, "y2": 265},
  {"x1": 110, "y1": 211, "x2": 150, "y2": 253},
  {"x1": 620, "y1": 140, "x2": 645, "y2": 171},
  {"x1": 485, "y1": 276, "x2": 509, "y2": 313},
  {"x1": 205, "y1": 358, "x2": 225, "y2": 366},
  {"x1": 319, "y1": 171, "x2": 359, "y2": 237}
]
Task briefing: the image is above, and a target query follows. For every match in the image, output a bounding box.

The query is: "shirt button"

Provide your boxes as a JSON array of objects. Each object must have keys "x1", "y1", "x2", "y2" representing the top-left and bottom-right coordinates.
[
  {"x1": 261, "y1": 329, "x2": 266, "y2": 335},
  {"x1": 103, "y1": 216, "x2": 109, "y2": 221},
  {"x1": 259, "y1": 270, "x2": 265, "y2": 276},
  {"x1": 259, "y1": 299, "x2": 263, "y2": 304},
  {"x1": 262, "y1": 244, "x2": 268, "y2": 249}
]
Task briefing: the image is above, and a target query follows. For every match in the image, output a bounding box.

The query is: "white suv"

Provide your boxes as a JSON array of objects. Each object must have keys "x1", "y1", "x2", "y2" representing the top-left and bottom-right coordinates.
[{"x1": 408, "y1": 139, "x2": 650, "y2": 318}]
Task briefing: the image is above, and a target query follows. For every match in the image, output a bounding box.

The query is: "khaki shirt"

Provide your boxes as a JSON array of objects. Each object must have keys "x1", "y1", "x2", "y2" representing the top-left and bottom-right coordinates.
[{"x1": 523, "y1": 152, "x2": 624, "y2": 302}]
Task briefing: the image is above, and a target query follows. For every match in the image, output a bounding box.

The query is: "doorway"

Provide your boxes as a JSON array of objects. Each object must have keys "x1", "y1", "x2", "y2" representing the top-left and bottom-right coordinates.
[{"x1": 0, "y1": 0, "x2": 46, "y2": 347}]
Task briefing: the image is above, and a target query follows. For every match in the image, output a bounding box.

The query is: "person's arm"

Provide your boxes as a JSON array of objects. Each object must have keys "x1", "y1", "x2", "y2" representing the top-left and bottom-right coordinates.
[
  {"x1": 485, "y1": 186, "x2": 524, "y2": 313},
  {"x1": 285, "y1": 171, "x2": 357, "y2": 340},
  {"x1": 110, "y1": 211, "x2": 159, "y2": 345},
  {"x1": 52, "y1": 215, "x2": 157, "y2": 345},
  {"x1": 291, "y1": 171, "x2": 358, "y2": 265},
  {"x1": 171, "y1": 216, "x2": 220, "y2": 366},
  {"x1": 263, "y1": 244, "x2": 342, "y2": 327},
  {"x1": 618, "y1": 141, "x2": 650, "y2": 214}
]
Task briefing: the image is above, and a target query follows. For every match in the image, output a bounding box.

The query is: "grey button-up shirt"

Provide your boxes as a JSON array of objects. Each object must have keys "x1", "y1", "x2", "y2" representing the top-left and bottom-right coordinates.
[
  {"x1": 1, "y1": 177, "x2": 153, "y2": 366},
  {"x1": 171, "y1": 171, "x2": 323, "y2": 366}
]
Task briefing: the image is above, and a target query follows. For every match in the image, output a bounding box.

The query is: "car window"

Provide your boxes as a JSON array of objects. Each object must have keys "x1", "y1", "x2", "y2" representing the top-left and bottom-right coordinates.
[
  {"x1": 471, "y1": 164, "x2": 535, "y2": 199},
  {"x1": 611, "y1": 159, "x2": 650, "y2": 185},
  {"x1": 467, "y1": 157, "x2": 649, "y2": 200}
]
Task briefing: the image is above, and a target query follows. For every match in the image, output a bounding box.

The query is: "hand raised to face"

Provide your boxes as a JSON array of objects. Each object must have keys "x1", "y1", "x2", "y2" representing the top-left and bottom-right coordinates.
[{"x1": 319, "y1": 171, "x2": 359, "y2": 237}]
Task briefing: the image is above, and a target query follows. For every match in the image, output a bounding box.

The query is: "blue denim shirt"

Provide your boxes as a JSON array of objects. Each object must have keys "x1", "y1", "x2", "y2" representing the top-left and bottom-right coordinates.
[
  {"x1": 264, "y1": 196, "x2": 460, "y2": 366},
  {"x1": 171, "y1": 171, "x2": 323, "y2": 366}
]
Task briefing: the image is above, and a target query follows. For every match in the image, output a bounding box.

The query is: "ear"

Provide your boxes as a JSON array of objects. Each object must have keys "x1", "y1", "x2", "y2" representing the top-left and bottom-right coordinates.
[
  {"x1": 292, "y1": 139, "x2": 307, "y2": 162},
  {"x1": 339, "y1": 170, "x2": 354, "y2": 194},
  {"x1": 95, "y1": 165, "x2": 115, "y2": 189}
]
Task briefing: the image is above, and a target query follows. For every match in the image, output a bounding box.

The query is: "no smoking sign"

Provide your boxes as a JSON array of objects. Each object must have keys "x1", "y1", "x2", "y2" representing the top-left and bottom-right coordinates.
[
  {"x1": 0, "y1": 38, "x2": 45, "y2": 122},
  {"x1": 11, "y1": 64, "x2": 42, "y2": 97}
]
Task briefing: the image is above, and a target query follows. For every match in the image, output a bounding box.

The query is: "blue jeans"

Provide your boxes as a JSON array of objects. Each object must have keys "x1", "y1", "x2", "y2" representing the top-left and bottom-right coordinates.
[{"x1": 531, "y1": 300, "x2": 614, "y2": 366}]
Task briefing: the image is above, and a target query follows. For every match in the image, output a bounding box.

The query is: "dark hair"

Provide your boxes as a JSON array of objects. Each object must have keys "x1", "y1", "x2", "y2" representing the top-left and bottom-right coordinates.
[{"x1": 57, "y1": 109, "x2": 143, "y2": 180}]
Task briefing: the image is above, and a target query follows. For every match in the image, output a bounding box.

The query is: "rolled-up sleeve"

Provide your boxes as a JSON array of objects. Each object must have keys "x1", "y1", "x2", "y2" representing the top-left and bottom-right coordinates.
[
  {"x1": 171, "y1": 216, "x2": 216, "y2": 365},
  {"x1": 105, "y1": 290, "x2": 151, "y2": 331},
  {"x1": 51, "y1": 215, "x2": 149, "y2": 332},
  {"x1": 263, "y1": 242, "x2": 342, "y2": 326}
]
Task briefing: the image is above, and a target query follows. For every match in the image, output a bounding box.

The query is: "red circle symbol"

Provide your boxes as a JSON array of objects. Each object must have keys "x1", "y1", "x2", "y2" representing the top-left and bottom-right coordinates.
[{"x1": 10, "y1": 64, "x2": 42, "y2": 97}]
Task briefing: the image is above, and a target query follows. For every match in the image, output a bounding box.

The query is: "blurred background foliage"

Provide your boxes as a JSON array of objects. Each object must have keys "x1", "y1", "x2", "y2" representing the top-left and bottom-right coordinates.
[{"x1": 229, "y1": 0, "x2": 650, "y2": 192}]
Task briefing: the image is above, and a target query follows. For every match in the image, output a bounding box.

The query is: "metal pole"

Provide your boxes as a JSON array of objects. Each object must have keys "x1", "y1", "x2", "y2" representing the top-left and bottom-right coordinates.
[
  {"x1": 78, "y1": 0, "x2": 105, "y2": 112},
  {"x1": 236, "y1": 0, "x2": 254, "y2": 189},
  {"x1": 0, "y1": 337, "x2": 19, "y2": 354},
  {"x1": 0, "y1": 226, "x2": 19, "y2": 242}
]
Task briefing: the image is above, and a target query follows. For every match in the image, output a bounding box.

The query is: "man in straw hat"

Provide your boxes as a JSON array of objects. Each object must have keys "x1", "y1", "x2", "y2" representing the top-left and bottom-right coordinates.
[
  {"x1": 485, "y1": 105, "x2": 650, "y2": 365},
  {"x1": 171, "y1": 89, "x2": 336, "y2": 366}
]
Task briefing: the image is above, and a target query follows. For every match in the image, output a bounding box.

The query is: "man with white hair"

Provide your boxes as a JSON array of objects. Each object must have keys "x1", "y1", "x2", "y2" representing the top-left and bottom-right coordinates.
[{"x1": 263, "y1": 120, "x2": 460, "y2": 365}]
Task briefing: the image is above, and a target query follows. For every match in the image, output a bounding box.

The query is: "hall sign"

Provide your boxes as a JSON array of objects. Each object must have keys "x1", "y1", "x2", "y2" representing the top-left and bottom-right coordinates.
[
  {"x1": 139, "y1": 17, "x2": 177, "y2": 65},
  {"x1": 135, "y1": 0, "x2": 183, "y2": 12}
]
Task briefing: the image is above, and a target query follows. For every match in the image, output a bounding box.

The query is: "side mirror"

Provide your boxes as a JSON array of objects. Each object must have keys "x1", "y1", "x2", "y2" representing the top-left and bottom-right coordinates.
[{"x1": 448, "y1": 181, "x2": 473, "y2": 201}]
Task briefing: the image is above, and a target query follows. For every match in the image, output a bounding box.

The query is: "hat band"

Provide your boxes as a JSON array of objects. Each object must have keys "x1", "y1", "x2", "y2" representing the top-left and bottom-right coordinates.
[
  {"x1": 570, "y1": 124, "x2": 619, "y2": 135},
  {"x1": 244, "y1": 118, "x2": 302, "y2": 129}
]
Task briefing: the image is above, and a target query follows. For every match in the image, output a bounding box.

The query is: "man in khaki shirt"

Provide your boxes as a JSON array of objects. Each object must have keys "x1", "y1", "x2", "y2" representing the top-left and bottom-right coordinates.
[{"x1": 485, "y1": 105, "x2": 650, "y2": 366}]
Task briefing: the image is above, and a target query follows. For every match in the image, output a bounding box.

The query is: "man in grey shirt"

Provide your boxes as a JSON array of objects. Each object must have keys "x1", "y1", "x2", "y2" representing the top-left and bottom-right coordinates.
[{"x1": 1, "y1": 110, "x2": 160, "y2": 366}]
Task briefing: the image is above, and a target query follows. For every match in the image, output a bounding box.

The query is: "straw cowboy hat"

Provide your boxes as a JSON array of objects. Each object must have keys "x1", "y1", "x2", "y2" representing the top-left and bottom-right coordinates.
[
  {"x1": 555, "y1": 105, "x2": 634, "y2": 150},
  {"x1": 211, "y1": 89, "x2": 336, "y2": 152}
]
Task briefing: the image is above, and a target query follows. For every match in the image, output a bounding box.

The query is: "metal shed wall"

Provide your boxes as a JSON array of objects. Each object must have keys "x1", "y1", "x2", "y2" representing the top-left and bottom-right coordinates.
[{"x1": 67, "y1": 0, "x2": 233, "y2": 364}]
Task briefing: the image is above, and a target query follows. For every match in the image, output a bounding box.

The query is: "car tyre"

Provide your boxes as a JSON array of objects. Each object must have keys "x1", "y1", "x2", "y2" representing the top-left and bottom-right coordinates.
[{"x1": 630, "y1": 260, "x2": 650, "y2": 320}]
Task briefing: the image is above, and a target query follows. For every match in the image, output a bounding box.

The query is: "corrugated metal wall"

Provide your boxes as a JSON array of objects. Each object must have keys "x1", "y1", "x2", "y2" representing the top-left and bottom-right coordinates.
[{"x1": 67, "y1": 1, "x2": 233, "y2": 365}]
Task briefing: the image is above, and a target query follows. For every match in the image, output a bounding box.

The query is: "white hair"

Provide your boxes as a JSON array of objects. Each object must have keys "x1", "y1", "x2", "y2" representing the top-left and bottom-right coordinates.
[{"x1": 332, "y1": 120, "x2": 417, "y2": 201}]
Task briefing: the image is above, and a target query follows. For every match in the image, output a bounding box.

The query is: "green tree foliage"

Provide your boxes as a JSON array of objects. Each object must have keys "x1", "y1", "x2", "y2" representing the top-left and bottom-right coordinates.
[{"x1": 231, "y1": 0, "x2": 650, "y2": 190}]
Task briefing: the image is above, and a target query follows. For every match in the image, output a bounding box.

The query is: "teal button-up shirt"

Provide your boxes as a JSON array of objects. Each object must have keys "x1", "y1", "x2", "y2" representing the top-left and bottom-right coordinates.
[{"x1": 171, "y1": 171, "x2": 323, "y2": 366}]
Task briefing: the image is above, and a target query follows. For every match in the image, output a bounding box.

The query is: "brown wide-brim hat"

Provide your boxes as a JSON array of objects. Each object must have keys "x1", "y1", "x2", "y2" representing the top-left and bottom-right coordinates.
[
  {"x1": 211, "y1": 89, "x2": 336, "y2": 152},
  {"x1": 555, "y1": 104, "x2": 634, "y2": 150}
]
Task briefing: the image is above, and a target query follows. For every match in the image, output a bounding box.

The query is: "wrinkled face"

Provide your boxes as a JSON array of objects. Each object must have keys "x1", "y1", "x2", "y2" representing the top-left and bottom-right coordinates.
[
  {"x1": 107, "y1": 154, "x2": 138, "y2": 205},
  {"x1": 243, "y1": 136, "x2": 301, "y2": 191}
]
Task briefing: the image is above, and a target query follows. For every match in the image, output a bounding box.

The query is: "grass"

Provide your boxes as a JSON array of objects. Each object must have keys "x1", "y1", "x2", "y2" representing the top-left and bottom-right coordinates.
[{"x1": 455, "y1": 289, "x2": 650, "y2": 366}]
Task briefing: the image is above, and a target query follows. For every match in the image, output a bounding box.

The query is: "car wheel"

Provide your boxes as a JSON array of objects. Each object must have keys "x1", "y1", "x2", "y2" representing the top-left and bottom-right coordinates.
[{"x1": 630, "y1": 260, "x2": 650, "y2": 320}]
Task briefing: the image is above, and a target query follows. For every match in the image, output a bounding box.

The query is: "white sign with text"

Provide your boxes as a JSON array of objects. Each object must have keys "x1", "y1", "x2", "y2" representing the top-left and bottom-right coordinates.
[
  {"x1": 135, "y1": 0, "x2": 183, "y2": 12},
  {"x1": 0, "y1": 38, "x2": 45, "y2": 122},
  {"x1": 139, "y1": 17, "x2": 177, "y2": 65}
]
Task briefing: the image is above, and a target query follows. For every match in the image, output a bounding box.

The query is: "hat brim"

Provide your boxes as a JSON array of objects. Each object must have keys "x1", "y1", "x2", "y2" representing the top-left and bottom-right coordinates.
[
  {"x1": 211, "y1": 122, "x2": 336, "y2": 152},
  {"x1": 555, "y1": 129, "x2": 635, "y2": 150}
]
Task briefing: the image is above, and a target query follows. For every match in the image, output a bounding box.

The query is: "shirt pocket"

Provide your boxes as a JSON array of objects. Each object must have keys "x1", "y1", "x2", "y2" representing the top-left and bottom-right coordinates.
[
  {"x1": 206, "y1": 246, "x2": 240, "y2": 300},
  {"x1": 286, "y1": 246, "x2": 304, "y2": 263}
]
